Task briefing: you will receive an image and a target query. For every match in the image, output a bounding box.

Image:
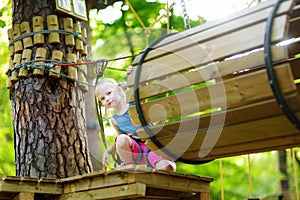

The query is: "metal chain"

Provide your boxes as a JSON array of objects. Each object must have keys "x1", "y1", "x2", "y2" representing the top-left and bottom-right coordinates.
[{"x1": 180, "y1": 0, "x2": 191, "y2": 29}]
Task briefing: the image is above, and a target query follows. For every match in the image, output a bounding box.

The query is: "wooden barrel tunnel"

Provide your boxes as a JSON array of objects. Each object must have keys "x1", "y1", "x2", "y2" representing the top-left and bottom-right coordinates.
[{"x1": 126, "y1": 0, "x2": 300, "y2": 163}]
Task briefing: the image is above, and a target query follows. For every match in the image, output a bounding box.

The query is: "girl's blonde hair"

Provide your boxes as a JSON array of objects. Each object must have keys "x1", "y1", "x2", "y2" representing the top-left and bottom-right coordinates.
[{"x1": 95, "y1": 78, "x2": 128, "y2": 98}]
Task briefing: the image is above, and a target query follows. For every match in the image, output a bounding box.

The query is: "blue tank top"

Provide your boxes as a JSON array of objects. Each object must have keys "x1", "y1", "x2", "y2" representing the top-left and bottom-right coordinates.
[{"x1": 113, "y1": 110, "x2": 143, "y2": 139}]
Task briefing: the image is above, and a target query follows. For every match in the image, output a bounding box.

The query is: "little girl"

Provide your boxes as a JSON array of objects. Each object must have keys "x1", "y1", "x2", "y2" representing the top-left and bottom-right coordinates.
[{"x1": 95, "y1": 78, "x2": 176, "y2": 172}]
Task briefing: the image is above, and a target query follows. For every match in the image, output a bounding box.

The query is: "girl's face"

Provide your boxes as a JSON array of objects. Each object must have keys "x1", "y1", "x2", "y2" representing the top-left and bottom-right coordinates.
[{"x1": 97, "y1": 83, "x2": 122, "y2": 109}]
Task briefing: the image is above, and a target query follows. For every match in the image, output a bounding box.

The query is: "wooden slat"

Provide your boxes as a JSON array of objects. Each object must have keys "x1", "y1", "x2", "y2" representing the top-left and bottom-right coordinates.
[
  {"x1": 143, "y1": 112, "x2": 300, "y2": 161},
  {"x1": 136, "y1": 92, "x2": 300, "y2": 140},
  {"x1": 0, "y1": 177, "x2": 63, "y2": 195},
  {"x1": 181, "y1": 132, "x2": 300, "y2": 161},
  {"x1": 63, "y1": 173, "x2": 134, "y2": 193},
  {"x1": 134, "y1": 172, "x2": 211, "y2": 193},
  {"x1": 127, "y1": 46, "x2": 288, "y2": 102},
  {"x1": 129, "y1": 64, "x2": 296, "y2": 126},
  {"x1": 144, "y1": 188, "x2": 198, "y2": 199},
  {"x1": 58, "y1": 183, "x2": 147, "y2": 200},
  {"x1": 127, "y1": 5, "x2": 292, "y2": 86}
]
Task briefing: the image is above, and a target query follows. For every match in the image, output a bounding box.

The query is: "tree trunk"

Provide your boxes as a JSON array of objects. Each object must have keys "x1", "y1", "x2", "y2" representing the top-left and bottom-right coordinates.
[{"x1": 10, "y1": 0, "x2": 92, "y2": 178}]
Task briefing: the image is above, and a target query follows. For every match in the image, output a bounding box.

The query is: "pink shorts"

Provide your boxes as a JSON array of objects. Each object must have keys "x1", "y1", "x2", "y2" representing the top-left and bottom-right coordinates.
[{"x1": 130, "y1": 137, "x2": 164, "y2": 168}]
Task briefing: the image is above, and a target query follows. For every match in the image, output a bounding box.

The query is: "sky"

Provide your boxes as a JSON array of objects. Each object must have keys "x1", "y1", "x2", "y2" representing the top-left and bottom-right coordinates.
[
  {"x1": 92, "y1": 0, "x2": 262, "y2": 24},
  {"x1": 179, "y1": 0, "x2": 253, "y2": 21}
]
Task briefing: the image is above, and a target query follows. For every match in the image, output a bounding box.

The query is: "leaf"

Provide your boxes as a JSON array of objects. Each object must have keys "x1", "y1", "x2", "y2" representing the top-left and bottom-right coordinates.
[{"x1": 0, "y1": 20, "x2": 5, "y2": 28}]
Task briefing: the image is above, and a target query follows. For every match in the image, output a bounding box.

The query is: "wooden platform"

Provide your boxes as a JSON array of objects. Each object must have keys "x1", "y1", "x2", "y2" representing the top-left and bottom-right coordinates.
[
  {"x1": 126, "y1": 0, "x2": 300, "y2": 162},
  {"x1": 0, "y1": 165, "x2": 213, "y2": 200}
]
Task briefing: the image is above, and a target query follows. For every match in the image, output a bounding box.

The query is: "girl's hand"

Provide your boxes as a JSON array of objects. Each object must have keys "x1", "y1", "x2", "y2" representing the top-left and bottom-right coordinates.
[
  {"x1": 126, "y1": 65, "x2": 134, "y2": 75},
  {"x1": 102, "y1": 148, "x2": 111, "y2": 170}
]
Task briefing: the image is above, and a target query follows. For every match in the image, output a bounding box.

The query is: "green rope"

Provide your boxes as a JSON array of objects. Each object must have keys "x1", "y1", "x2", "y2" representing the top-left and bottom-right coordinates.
[{"x1": 9, "y1": 29, "x2": 87, "y2": 46}]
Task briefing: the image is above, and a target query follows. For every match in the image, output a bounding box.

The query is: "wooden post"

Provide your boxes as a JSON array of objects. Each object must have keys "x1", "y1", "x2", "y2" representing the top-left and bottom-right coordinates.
[
  {"x1": 33, "y1": 47, "x2": 47, "y2": 76},
  {"x1": 11, "y1": 54, "x2": 21, "y2": 82},
  {"x1": 47, "y1": 15, "x2": 60, "y2": 44},
  {"x1": 32, "y1": 16, "x2": 44, "y2": 45},
  {"x1": 13, "y1": 24, "x2": 23, "y2": 53},
  {"x1": 49, "y1": 50, "x2": 63, "y2": 78},
  {"x1": 18, "y1": 49, "x2": 32, "y2": 78},
  {"x1": 13, "y1": 193, "x2": 34, "y2": 200},
  {"x1": 67, "y1": 53, "x2": 77, "y2": 79},
  {"x1": 74, "y1": 23, "x2": 83, "y2": 52},
  {"x1": 20, "y1": 22, "x2": 33, "y2": 49}
]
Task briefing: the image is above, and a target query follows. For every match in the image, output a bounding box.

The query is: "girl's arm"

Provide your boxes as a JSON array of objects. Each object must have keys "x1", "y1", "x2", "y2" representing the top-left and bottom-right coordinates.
[{"x1": 111, "y1": 118, "x2": 121, "y2": 135}]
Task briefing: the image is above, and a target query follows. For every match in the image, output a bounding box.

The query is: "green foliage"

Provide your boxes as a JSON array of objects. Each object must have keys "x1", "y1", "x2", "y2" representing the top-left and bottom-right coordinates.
[
  {"x1": 89, "y1": 0, "x2": 204, "y2": 83},
  {"x1": 177, "y1": 152, "x2": 282, "y2": 199}
]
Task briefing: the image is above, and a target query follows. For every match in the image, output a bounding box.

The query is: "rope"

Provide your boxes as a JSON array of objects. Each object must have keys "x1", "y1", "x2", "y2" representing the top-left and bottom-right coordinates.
[
  {"x1": 292, "y1": 148, "x2": 299, "y2": 200},
  {"x1": 6, "y1": 51, "x2": 142, "y2": 82},
  {"x1": 220, "y1": 159, "x2": 225, "y2": 200},
  {"x1": 94, "y1": 59, "x2": 109, "y2": 149},
  {"x1": 264, "y1": 0, "x2": 300, "y2": 130},
  {"x1": 9, "y1": 29, "x2": 87, "y2": 46},
  {"x1": 247, "y1": 154, "x2": 253, "y2": 198}
]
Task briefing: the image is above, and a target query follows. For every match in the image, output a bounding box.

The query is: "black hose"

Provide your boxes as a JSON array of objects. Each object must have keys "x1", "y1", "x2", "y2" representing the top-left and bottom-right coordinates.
[{"x1": 264, "y1": 0, "x2": 300, "y2": 130}]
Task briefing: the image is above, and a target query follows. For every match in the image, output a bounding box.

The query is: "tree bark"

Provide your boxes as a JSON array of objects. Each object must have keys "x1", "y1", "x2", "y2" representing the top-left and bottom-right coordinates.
[{"x1": 11, "y1": 0, "x2": 92, "y2": 178}]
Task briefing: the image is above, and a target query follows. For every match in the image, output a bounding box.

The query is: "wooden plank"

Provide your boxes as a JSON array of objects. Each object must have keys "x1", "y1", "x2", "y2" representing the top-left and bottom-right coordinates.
[
  {"x1": 134, "y1": 172, "x2": 212, "y2": 193},
  {"x1": 143, "y1": 112, "x2": 300, "y2": 161},
  {"x1": 129, "y1": 64, "x2": 296, "y2": 126},
  {"x1": 57, "y1": 183, "x2": 147, "y2": 200},
  {"x1": 144, "y1": 187, "x2": 197, "y2": 199},
  {"x1": 63, "y1": 173, "x2": 136, "y2": 193},
  {"x1": 136, "y1": 92, "x2": 300, "y2": 141},
  {"x1": 0, "y1": 177, "x2": 63, "y2": 195},
  {"x1": 181, "y1": 132, "x2": 300, "y2": 161},
  {"x1": 127, "y1": 13, "x2": 290, "y2": 86},
  {"x1": 126, "y1": 46, "x2": 288, "y2": 102}
]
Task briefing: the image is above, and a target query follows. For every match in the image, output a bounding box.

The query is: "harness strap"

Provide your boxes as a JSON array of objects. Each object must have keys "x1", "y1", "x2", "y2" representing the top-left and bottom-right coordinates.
[
  {"x1": 133, "y1": 140, "x2": 144, "y2": 164},
  {"x1": 144, "y1": 147, "x2": 153, "y2": 168},
  {"x1": 131, "y1": 138, "x2": 153, "y2": 168}
]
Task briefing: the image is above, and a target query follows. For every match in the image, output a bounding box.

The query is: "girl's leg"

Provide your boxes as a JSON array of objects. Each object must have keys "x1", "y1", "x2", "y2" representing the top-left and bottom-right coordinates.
[
  {"x1": 155, "y1": 160, "x2": 176, "y2": 172},
  {"x1": 115, "y1": 134, "x2": 133, "y2": 164},
  {"x1": 147, "y1": 149, "x2": 176, "y2": 172}
]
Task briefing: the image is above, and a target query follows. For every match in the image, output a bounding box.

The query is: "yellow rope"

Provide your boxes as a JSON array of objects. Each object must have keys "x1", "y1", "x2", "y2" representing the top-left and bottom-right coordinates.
[
  {"x1": 248, "y1": 154, "x2": 253, "y2": 198},
  {"x1": 166, "y1": 1, "x2": 175, "y2": 34},
  {"x1": 125, "y1": 0, "x2": 174, "y2": 46},
  {"x1": 219, "y1": 159, "x2": 225, "y2": 200},
  {"x1": 125, "y1": 0, "x2": 146, "y2": 29},
  {"x1": 124, "y1": 0, "x2": 150, "y2": 45},
  {"x1": 292, "y1": 148, "x2": 299, "y2": 200}
]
